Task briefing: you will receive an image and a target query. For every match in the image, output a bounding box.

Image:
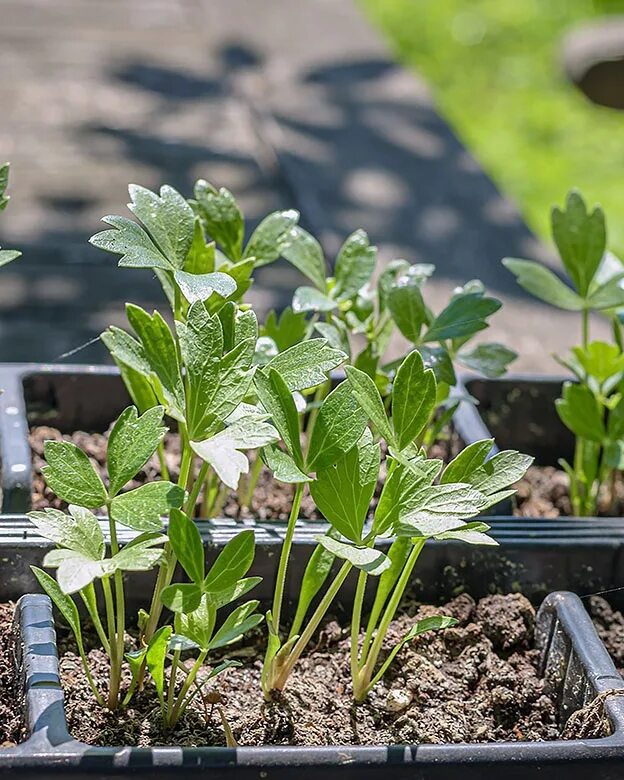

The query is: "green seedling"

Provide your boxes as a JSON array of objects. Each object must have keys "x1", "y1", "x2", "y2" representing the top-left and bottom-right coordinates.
[{"x1": 0, "y1": 163, "x2": 21, "y2": 266}]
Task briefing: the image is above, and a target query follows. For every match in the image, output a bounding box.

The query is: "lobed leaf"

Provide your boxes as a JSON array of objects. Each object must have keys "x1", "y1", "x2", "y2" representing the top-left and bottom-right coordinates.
[
  {"x1": 306, "y1": 382, "x2": 369, "y2": 471},
  {"x1": 265, "y1": 339, "x2": 346, "y2": 392},
  {"x1": 107, "y1": 406, "x2": 167, "y2": 496},
  {"x1": 316, "y1": 535, "x2": 390, "y2": 575},
  {"x1": 333, "y1": 229, "x2": 376, "y2": 301},
  {"x1": 41, "y1": 442, "x2": 107, "y2": 508},
  {"x1": 110, "y1": 481, "x2": 184, "y2": 532},
  {"x1": 391, "y1": 350, "x2": 436, "y2": 451}
]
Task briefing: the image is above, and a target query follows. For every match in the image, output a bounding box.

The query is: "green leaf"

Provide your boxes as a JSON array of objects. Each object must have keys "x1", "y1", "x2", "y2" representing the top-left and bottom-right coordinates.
[
  {"x1": 423, "y1": 293, "x2": 501, "y2": 342},
  {"x1": 289, "y1": 543, "x2": 335, "y2": 637},
  {"x1": 551, "y1": 190, "x2": 606, "y2": 297},
  {"x1": 262, "y1": 307, "x2": 307, "y2": 352},
  {"x1": 310, "y1": 433, "x2": 379, "y2": 543},
  {"x1": 41, "y1": 442, "x2": 107, "y2": 508},
  {"x1": 572, "y1": 341, "x2": 624, "y2": 384},
  {"x1": 116, "y1": 362, "x2": 159, "y2": 415},
  {"x1": 457, "y1": 343, "x2": 517, "y2": 378},
  {"x1": 262, "y1": 444, "x2": 310, "y2": 483},
  {"x1": 315, "y1": 321, "x2": 351, "y2": 356},
  {"x1": 31, "y1": 567, "x2": 84, "y2": 649},
  {"x1": 146, "y1": 625, "x2": 173, "y2": 702},
  {"x1": 207, "y1": 576, "x2": 262, "y2": 610},
  {"x1": 183, "y1": 218, "x2": 215, "y2": 274},
  {"x1": 556, "y1": 381, "x2": 605, "y2": 442},
  {"x1": 503, "y1": 258, "x2": 585, "y2": 311},
  {"x1": 316, "y1": 535, "x2": 390, "y2": 575},
  {"x1": 265, "y1": 339, "x2": 346, "y2": 392},
  {"x1": 110, "y1": 482, "x2": 184, "y2": 532},
  {"x1": 29, "y1": 505, "x2": 104, "y2": 559},
  {"x1": 107, "y1": 406, "x2": 167, "y2": 496},
  {"x1": 436, "y1": 521, "x2": 498, "y2": 546},
  {"x1": 191, "y1": 415, "x2": 279, "y2": 489},
  {"x1": 399, "y1": 483, "x2": 490, "y2": 535},
  {"x1": 441, "y1": 439, "x2": 494, "y2": 485},
  {"x1": 203, "y1": 529, "x2": 255, "y2": 592},
  {"x1": 168, "y1": 508, "x2": 205, "y2": 584},
  {"x1": 345, "y1": 365, "x2": 394, "y2": 444},
  {"x1": 387, "y1": 276, "x2": 427, "y2": 342},
  {"x1": 177, "y1": 594, "x2": 216, "y2": 649},
  {"x1": 306, "y1": 381, "x2": 369, "y2": 471},
  {"x1": 128, "y1": 184, "x2": 195, "y2": 269},
  {"x1": 366, "y1": 537, "x2": 410, "y2": 632},
  {"x1": 161, "y1": 582, "x2": 202, "y2": 613},
  {"x1": 255, "y1": 368, "x2": 303, "y2": 466},
  {"x1": 209, "y1": 600, "x2": 263, "y2": 649},
  {"x1": 418, "y1": 345, "x2": 457, "y2": 386},
  {"x1": 245, "y1": 209, "x2": 299, "y2": 267},
  {"x1": 174, "y1": 270, "x2": 237, "y2": 303},
  {"x1": 471, "y1": 450, "x2": 533, "y2": 495},
  {"x1": 0, "y1": 163, "x2": 10, "y2": 211},
  {"x1": 42, "y1": 548, "x2": 106, "y2": 593},
  {"x1": 90, "y1": 215, "x2": 172, "y2": 271},
  {"x1": 193, "y1": 180, "x2": 244, "y2": 261},
  {"x1": 126, "y1": 304, "x2": 184, "y2": 417},
  {"x1": 373, "y1": 457, "x2": 441, "y2": 535},
  {"x1": 281, "y1": 226, "x2": 327, "y2": 290},
  {"x1": 101, "y1": 326, "x2": 152, "y2": 377},
  {"x1": 587, "y1": 274, "x2": 624, "y2": 310},
  {"x1": 333, "y1": 229, "x2": 376, "y2": 301},
  {"x1": 292, "y1": 286, "x2": 336, "y2": 313},
  {"x1": 392, "y1": 350, "x2": 436, "y2": 450},
  {"x1": 108, "y1": 537, "x2": 164, "y2": 572}
]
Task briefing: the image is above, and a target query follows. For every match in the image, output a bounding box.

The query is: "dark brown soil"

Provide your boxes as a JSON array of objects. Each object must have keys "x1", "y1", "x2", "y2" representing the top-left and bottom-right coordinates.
[
  {"x1": 513, "y1": 465, "x2": 624, "y2": 518},
  {"x1": 588, "y1": 596, "x2": 624, "y2": 674},
  {"x1": 29, "y1": 426, "x2": 461, "y2": 520},
  {"x1": 60, "y1": 593, "x2": 564, "y2": 747},
  {"x1": 0, "y1": 602, "x2": 26, "y2": 747}
]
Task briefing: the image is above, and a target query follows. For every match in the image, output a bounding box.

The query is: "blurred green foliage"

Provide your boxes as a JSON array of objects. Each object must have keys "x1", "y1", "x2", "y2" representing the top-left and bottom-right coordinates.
[{"x1": 362, "y1": 0, "x2": 624, "y2": 254}]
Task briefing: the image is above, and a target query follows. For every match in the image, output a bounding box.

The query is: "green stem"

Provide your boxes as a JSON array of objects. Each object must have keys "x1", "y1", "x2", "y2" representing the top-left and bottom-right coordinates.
[
  {"x1": 170, "y1": 650, "x2": 208, "y2": 726},
  {"x1": 208, "y1": 484, "x2": 229, "y2": 519},
  {"x1": 272, "y1": 561, "x2": 351, "y2": 691},
  {"x1": 351, "y1": 570, "x2": 368, "y2": 680},
  {"x1": 80, "y1": 584, "x2": 110, "y2": 655},
  {"x1": 101, "y1": 576, "x2": 120, "y2": 708},
  {"x1": 166, "y1": 648, "x2": 181, "y2": 723},
  {"x1": 582, "y1": 307, "x2": 589, "y2": 349},
  {"x1": 304, "y1": 381, "x2": 330, "y2": 459},
  {"x1": 185, "y1": 461, "x2": 209, "y2": 516},
  {"x1": 242, "y1": 455, "x2": 263, "y2": 508},
  {"x1": 108, "y1": 509, "x2": 126, "y2": 704},
  {"x1": 270, "y1": 482, "x2": 305, "y2": 633},
  {"x1": 76, "y1": 642, "x2": 105, "y2": 708},
  {"x1": 157, "y1": 441, "x2": 170, "y2": 481},
  {"x1": 355, "y1": 539, "x2": 425, "y2": 701}
]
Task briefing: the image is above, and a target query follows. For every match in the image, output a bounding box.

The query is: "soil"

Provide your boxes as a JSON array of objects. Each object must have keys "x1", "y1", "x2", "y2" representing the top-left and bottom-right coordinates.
[
  {"x1": 59, "y1": 593, "x2": 567, "y2": 747},
  {"x1": 588, "y1": 596, "x2": 624, "y2": 674},
  {"x1": 512, "y1": 465, "x2": 624, "y2": 518},
  {"x1": 0, "y1": 602, "x2": 25, "y2": 747},
  {"x1": 29, "y1": 426, "x2": 461, "y2": 520}
]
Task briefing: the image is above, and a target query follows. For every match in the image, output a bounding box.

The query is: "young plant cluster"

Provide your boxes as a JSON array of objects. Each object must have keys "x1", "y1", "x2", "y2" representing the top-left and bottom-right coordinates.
[
  {"x1": 505, "y1": 191, "x2": 624, "y2": 516},
  {"x1": 29, "y1": 180, "x2": 530, "y2": 734}
]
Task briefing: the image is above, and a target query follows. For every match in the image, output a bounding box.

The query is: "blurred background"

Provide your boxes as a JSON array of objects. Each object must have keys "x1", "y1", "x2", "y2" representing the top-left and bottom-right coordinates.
[{"x1": 1, "y1": 0, "x2": 624, "y2": 370}]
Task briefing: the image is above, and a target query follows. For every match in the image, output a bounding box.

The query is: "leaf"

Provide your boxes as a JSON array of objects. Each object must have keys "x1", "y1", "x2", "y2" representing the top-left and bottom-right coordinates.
[
  {"x1": 41, "y1": 442, "x2": 107, "y2": 508},
  {"x1": 306, "y1": 381, "x2": 369, "y2": 471},
  {"x1": 0, "y1": 249, "x2": 21, "y2": 267},
  {"x1": 551, "y1": 190, "x2": 606, "y2": 297},
  {"x1": 0, "y1": 163, "x2": 10, "y2": 211},
  {"x1": 289, "y1": 543, "x2": 335, "y2": 637},
  {"x1": 108, "y1": 537, "x2": 164, "y2": 572},
  {"x1": 556, "y1": 381, "x2": 605, "y2": 442},
  {"x1": 265, "y1": 339, "x2": 346, "y2": 392},
  {"x1": 107, "y1": 406, "x2": 167, "y2": 496},
  {"x1": 209, "y1": 601, "x2": 263, "y2": 649},
  {"x1": 110, "y1": 482, "x2": 184, "y2": 532},
  {"x1": 43, "y1": 549, "x2": 106, "y2": 594},
  {"x1": 255, "y1": 368, "x2": 303, "y2": 466},
  {"x1": 392, "y1": 350, "x2": 436, "y2": 450},
  {"x1": 262, "y1": 444, "x2": 310, "y2": 483},
  {"x1": 126, "y1": 304, "x2": 184, "y2": 417},
  {"x1": 366, "y1": 537, "x2": 410, "y2": 631},
  {"x1": 423, "y1": 293, "x2": 500, "y2": 342},
  {"x1": 572, "y1": 341, "x2": 624, "y2": 384},
  {"x1": 315, "y1": 321, "x2": 351, "y2": 355},
  {"x1": 262, "y1": 307, "x2": 307, "y2": 351},
  {"x1": 345, "y1": 365, "x2": 394, "y2": 444},
  {"x1": 316, "y1": 535, "x2": 390, "y2": 575},
  {"x1": 117, "y1": 362, "x2": 159, "y2": 415},
  {"x1": 502, "y1": 258, "x2": 585, "y2": 311},
  {"x1": 418, "y1": 345, "x2": 457, "y2": 386},
  {"x1": 471, "y1": 450, "x2": 533, "y2": 495},
  {"x1": 587, "y1": 274, "x2": 624, "y2": 310},
  {"x1": 183, "y1": 218, "x2": 215, "y2": 273},
  {"x1": 310, "y1": 434, "x2": 379, "y2": 543},
  {"x1": 400, "y1": 615, "x2": 458, "y2": 644},
  {"x1": 177, "y1": 595, "x2": 216, "y2": 649},
  {"x1": 333, "y1": 230, "x2": 376, "y2": 301},
  {"x1": 191, "y1": 416, "x2": 279, "y2": 489},
  {"x1": 203, "y1": 529, "x2": 256, "y2": 592},
  {"x1": 437, "y1": 521, "x2": 498, "y2": 546},
  {"x1": 161, "y1": 582, "x2": 202, "y2": 613},
  {"x1": 29, "y1": 504, "x2": 105, "y2": 560},
  {"x1": 207, "y1": 576, "x2": 263, "y2": 610},
  {"x1": 292, "y1": 286, "x2": 336, "y2": 313},
  {"x1": 193, "y1": 180, "x2": 244, "y2": 261},
  {"x1": 174, "y1": 270, "x2": 237, "y2": 303},
  {"x1": 31, "y1": 567, "x2": 84, "y2": 649},
  {"x1": 128, "y1": 184, "x2": 195, "y2": 269},
  {"x1": 457, "y1": 343, "x2": 517, "y2": 378},
  {"x1": 168, "y1": 508, "x2": 205, "y2": 584},
  {"x1": 441, "y1": 439, "x2": 494, "y2": 485},
  {"x1": 400, "y1": 483, "x2": 490, "y2": 534},
  {"x1": 245, "y1": 210, "x2": 299, "y2": 267},
  {"x1": 146, "y1": 626, "x2": 173, "y2": 702},
  {"x1": 281, "y1": 226, "x2": 327, "y2": 290},
  {"x1": 101, "y1": 326, "x2": 152, "y2": 377},
  {"x1": 90, "y1": 215, "x2": 171, "y2": 271},
  {"x1": 387, "y1": 276, "x2": 427, "y2": 342},
  {"x1": 373, "y1": 457, "x2": 440, "y2": 535}
]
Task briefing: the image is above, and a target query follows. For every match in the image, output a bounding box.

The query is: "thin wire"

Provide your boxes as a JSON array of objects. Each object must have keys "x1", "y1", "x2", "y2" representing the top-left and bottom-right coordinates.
[
  {"x1": 52, "y1": 335, "x2": 102, "y2": 362},
  {"x1": 578, "y1": 585, "x2": 624, "y2": 600}
]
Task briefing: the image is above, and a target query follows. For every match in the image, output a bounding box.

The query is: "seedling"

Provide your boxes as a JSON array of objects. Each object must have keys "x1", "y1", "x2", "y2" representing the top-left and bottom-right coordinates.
[{"x1": 505, "y1": 191, "x2": 624, "y2": 515}]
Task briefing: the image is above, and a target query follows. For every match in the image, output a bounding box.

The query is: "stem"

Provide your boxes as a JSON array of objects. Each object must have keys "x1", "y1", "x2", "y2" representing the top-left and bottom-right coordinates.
[
  {"x1": 108, "y1": 510, "x2": 126, "y2": 705},
  {"x1": 356, "y1": 540, "x2": 425, "y2": 701},
  {"x1": 242, "y1": 455, "x2": 263, "y2": 508},
  {"x1": 101, "y1": 576, "x2": 120, "y2": 709},
  {"x1": 166, "y1": 648, "x2": 181, "y2": 724},
  {"x1": 351, "y1": 570, "x2": 368, "y2": 680},
  {"x1": 304, "y1": 381, "x2": 330, "y2": 459},
  {"x1": 157, "y1": 441, "x2": 170, "y2": 481},
  {"x1": 272, "y1": 561, "x2": 351, "y2": 691},
  {"x1": 270, "y1": 482, "x2": 305, "y2": 633},
  {"x1": 80, "y1": 584, "x2": 110, "y2": 655},
  {"x1": 76, "y1": 643, "x2": 105, "y2": 707},
  {"x1": 582, "y1": 307, "x2": 589, "y2": 349},
  {"x1": 170, "y1": 650, "x2": 208, "y2": 726},
  {"x1": 185, "y1": 461, "x2": 209, "y2": 516}
]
